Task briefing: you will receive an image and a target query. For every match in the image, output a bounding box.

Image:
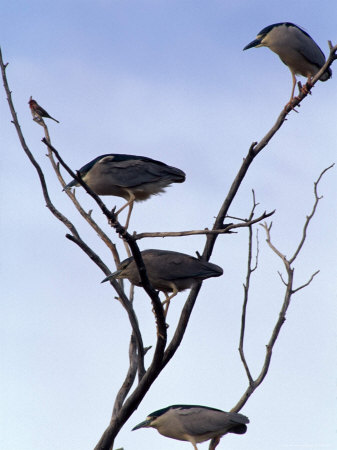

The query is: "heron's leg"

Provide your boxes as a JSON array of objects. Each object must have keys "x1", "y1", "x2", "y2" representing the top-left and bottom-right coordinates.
[
  {"x1": 124, "y1": 201, "x2": 134, "y2": 230},
  {"x1": 209, "y1": 437, "x2": 220, "y2": 450},
  {"x1": 115, "y1": 191, "x2": 135, "y2": 230},
  {"x1": 123, "y1": 239, "x2": 132, "y2": 257},
  {"x1": 284, "y1": 72, "x2": 299, "y2": 111},
  {"x1": 162, "y1": 285, "x2": 178, "y2": 317},
  {"x1": 290, "y1": 72, "x2": 297, "y2": 102}
]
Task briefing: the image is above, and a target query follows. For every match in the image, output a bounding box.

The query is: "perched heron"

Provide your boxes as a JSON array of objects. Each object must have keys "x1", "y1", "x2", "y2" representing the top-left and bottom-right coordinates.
[
  {"x1": 132, "y1": 404, "x2": 249, "y2": 450},
  {"x1": 102, "y1": 249, "x2": 223, "y2": 315},
  {"x1": 243, "y1": 22, "x2": 332, "y2": 103},
  {"x1": 65, "y1": 154, "x2": 185, "y2": 229}
]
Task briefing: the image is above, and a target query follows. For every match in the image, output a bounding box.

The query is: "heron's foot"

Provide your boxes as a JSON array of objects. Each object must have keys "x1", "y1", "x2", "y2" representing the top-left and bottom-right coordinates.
[
  {"x1": 108, "y1": 206, "x2": 118, "y2": 226},
  {"x1": 284, "y1": 99, "x2": 300, "y2": 113},
  {"x1": 301, "y1": 82, "x2": 312, "y2": 95}
]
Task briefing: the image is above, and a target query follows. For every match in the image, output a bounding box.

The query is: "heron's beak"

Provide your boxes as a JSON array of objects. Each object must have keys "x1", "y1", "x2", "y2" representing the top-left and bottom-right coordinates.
[
  {"x1": 101, "y1": 270, "x2": 122, "y2": 283},
  {"x1": 243, "y1": 38, "x2": 261, "y2": 50},
  {"x1": 132, "y1": 419, "x2": 152, "y2": 430},
  {"x1": 63, "y1": 179, "x2": 77, "y2": 191}
]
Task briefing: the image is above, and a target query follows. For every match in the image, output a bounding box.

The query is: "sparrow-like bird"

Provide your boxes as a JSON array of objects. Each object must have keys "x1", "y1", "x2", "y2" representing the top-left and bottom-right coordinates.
[{"x1": 28, "y1": 97, "x2": 59, "y2": 123}]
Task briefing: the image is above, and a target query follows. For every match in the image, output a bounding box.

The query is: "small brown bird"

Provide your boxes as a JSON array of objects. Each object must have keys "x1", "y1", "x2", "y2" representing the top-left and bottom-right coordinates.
[{"x1": 28, "y1": 97, "x2": 59, "y2": 123}]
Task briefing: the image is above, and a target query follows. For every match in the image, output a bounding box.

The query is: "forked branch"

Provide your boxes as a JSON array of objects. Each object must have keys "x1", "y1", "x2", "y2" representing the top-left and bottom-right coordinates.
[{"x1": 232, "y1": 165, "x2": 333, "y2": 412}]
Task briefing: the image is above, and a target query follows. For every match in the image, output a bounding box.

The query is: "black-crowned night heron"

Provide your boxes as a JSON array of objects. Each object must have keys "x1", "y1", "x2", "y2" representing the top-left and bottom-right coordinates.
[
  {"x1": 132, "y1": 404, "x2": 249, "y2": 450},
  {"x1": 65, "y1": 154, "x2": 185, "y2": 228},
  {"x1": 243, "y1": 22, "x2": 332, "y2": 103},
  {"x1": 102, "y1": 249, "x2": 223, "y2": 315}
]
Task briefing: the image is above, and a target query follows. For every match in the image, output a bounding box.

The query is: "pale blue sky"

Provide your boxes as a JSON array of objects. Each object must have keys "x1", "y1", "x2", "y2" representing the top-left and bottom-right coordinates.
[{"x1": 1, "y1": 1, "x2": 336, "y2": 450}]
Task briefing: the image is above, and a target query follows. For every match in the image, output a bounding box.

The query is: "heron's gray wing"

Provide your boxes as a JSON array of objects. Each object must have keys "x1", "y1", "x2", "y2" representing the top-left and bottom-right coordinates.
[
  {"x1": 141, "y1": 250, "x2": 222, "y2": 281},
  {"x1": 163, "y1": 256, "x2": 222, "y2": 280},
  {"x1": 147, "y1": 252, "x2": 200, "y2": 280},
  {"x1": 292, "y1": 28, "x2": 326, "y2": 68},
  {"x1": 175, "y1": 408, "x2": 244, "y2": 436},
  {"x1": 97, "y1": 158, "x2": 184, "y2": 188}
]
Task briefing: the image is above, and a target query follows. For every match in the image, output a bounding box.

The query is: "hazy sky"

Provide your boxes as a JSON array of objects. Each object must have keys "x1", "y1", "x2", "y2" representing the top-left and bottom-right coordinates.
[{"x1": 1, "y1": 1, "x2": 336, "y2": 450}]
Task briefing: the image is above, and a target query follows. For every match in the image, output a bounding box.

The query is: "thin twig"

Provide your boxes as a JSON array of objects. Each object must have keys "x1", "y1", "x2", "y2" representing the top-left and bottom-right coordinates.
[
  {"x1": 277, "y1": 271, "x2": 288, "y2": 287},
  {"x1": 292, "y1": 270, "x2": 320, "y2": 294},
  {"x1": 289, "y1": 164, "x2": 334, "y2": 264},
  {"x1": 239, "y1": 192, "x2": 260, "y2": 385},
  {"x1": 252, "y1": 230, "x2": 259, "y2": 272}
]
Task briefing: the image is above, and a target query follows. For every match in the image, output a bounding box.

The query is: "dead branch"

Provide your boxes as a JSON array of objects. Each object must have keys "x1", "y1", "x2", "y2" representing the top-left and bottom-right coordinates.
[
  {"x1": 289, "y1": 164, "x2": 334, "y2": 264},
  {"x1": 292, "y1": 270, "x2": 320, "y2": 294},
  {"x1": 238, "y1": 192, "x2": 261, "y2": 385},
  {"x1": 112, "y1": 334, "x2": 138, "y2": 417},
  {"x1": 133, "y1": 209, "x2": 275, "y2": 240},
  {"x1": 231, "y1": 165, "x2": 333, "y2": 412}
]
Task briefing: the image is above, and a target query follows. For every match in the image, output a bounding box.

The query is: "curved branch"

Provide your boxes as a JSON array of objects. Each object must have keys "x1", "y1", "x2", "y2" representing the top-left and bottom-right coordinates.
[
  {"x1": 289, "y1": 164, "x2": 334, "y2": 264},
  {"x1": 0, "y1": 51, "x2": 80, "y2": 240},
  {"x1": 112, "y1": 334, "x2": 138, "y2": 417},
  {"x1": 65, "y1": 233, "x2": 146, "y2": 378}
]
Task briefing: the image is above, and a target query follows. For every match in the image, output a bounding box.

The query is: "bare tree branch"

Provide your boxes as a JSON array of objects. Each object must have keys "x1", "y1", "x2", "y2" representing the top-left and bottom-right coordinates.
[
  {"x1": 292, "y1": 270, "x2": 320, "y2": 294},
  {"x1": 277, "y1": 270, "x2": 288, "y2": 287},
  {"x1": 112, "y1": 334, "x2": 138, "y2": 417},
  {"x1": 133, "y1": 210, "x2": 275, "y2": 240},
  {"x1": 289, "y1": 164, "x2": 334, "y2": 264},
  {"x1": 232, "y1": 165, "x2": 333, "y2": 412},
  {"x1": 0, "y1": 50, "x2": 80, "y2": 241},
  {"x1": 239, "y1": 192, "x2": 261, "y2": 386},
  {"x1": 232, "y1": 225, "x2": 294, "y2": 412}
]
